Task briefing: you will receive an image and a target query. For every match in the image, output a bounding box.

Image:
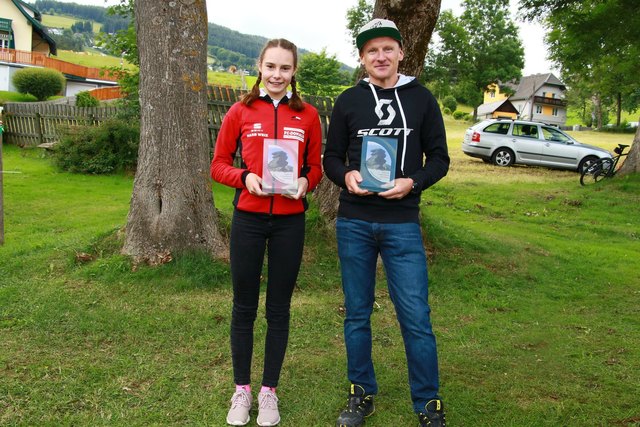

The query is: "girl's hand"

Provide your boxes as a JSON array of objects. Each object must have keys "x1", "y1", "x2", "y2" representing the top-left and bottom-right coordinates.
[
  {"x1": 245, "y1": 173, "x2": 269, "y2": 197},
  {"x1": 283, "y1": 177, "x2": 309, "y2": 200}
]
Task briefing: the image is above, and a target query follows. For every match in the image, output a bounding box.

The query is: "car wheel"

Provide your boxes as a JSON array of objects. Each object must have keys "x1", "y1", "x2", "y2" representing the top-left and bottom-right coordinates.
[
  {"x1": 578, "y1": 156, "x2": 598, "y2": 174},
  {"x1": 492, "y1": 148, "x2": 514, "y2": 167}
]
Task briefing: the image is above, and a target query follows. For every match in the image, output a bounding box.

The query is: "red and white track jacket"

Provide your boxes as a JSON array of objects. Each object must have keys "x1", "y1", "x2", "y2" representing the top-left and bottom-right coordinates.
[{"x1": 211, "y1": 95, "x2": 323, "y2": 215}]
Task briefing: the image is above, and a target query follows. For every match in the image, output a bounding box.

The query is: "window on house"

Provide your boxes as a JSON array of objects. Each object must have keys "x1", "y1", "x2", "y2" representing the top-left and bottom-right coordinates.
[
  {"x1": 0, "y1": 33, "x2": 10, "y2": 49},
  {"x1": 542, "y1": 92, "x2": 547, "y2": 97},
  {"x1": 490, "y1": 91, "x2": 495, "y2": 98},
  {"x1": 535, "y1": 105, "x2": 542, "y2": 114},
  {"x1": 552, "y1": 108, "x2": 559, "y2": 116}
]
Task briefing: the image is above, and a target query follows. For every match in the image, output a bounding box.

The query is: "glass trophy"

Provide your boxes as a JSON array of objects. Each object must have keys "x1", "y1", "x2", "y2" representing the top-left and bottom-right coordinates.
[
  {"x1": 359, "y1": 136, "x2": 397, "y2": 192},
  {"x1": 262, "y1": 139, "x2": 298, "y2": 194}
]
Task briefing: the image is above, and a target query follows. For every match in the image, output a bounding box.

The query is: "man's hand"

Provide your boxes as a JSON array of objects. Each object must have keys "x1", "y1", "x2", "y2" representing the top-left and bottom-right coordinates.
[
  {"x1": 345, "y1": 170, "x2": 373, "y2": 196},
  {"x1": 245, "y1": 173, "x2": 269, "y2": 197},
  {"x1": 378, "y1": 177, "x2": 414, "y2": 199}
]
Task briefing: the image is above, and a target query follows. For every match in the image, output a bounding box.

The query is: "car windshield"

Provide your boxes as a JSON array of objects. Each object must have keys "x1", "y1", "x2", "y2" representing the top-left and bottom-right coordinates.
[{"x1": 542, "y1": 126, "x2": 572, "y2": 143}]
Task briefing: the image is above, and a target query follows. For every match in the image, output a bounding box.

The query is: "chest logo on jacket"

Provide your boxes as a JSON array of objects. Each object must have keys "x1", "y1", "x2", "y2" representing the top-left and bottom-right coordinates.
[{"x1": 374, "y1": 99, "x2": 396, "y2": 125}]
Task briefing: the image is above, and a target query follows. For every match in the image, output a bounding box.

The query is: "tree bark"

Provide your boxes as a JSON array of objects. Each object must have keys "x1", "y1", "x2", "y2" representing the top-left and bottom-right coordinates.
[
  {"x1": 122, "y1": 0, "x2": 226, "y2": 263},
  {"x1": 617, "y1": 117, "x2": 640, "y2": 176},
  {"x1": 373, "y1": 0, "x2": 442, "y2": 77},
  {"x1": 316, "y1": 0, "x2": 442, "y2": 226},
  {"x1": 313, "y1": 176, "x2": 341, "y2": 231}
]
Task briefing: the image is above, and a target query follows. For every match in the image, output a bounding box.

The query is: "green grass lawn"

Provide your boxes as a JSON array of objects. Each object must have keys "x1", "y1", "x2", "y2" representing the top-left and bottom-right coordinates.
[
  {"x1": 52, "y1": 50, "x2": 136, "y2": 71},
  {"x1": 0, "y1": 91, "x2": 37, "y2": 104},
  {"x1": 41, "y1": 13, "x2": 102, "y2": 33},
  {"x1": 1, "y1": 123, "x2": 639, "y2": 425}
]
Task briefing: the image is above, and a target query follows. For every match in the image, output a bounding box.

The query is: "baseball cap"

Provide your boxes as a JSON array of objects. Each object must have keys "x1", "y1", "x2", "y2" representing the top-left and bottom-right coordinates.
[{"x1": 356, "y1": 18, "x2": 403, "y2": 50}]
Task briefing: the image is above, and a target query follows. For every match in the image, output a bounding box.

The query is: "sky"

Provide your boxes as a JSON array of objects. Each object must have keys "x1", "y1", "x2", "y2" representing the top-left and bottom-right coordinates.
[{"x1": 48, "y1": 0, "x2": 557, "y2": 76}]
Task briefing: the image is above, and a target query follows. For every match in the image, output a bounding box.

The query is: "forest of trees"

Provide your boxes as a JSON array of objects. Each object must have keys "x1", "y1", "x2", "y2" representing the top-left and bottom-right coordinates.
[
  {"x1": 33, "y1": 1, "x2": 353, "y2": 74},
  {"x1": 206, "y1": 23, "x2": 317, "y2": 74},
  {"x1": 35, "y1": 0, "x2": 107, "y2": 23}
]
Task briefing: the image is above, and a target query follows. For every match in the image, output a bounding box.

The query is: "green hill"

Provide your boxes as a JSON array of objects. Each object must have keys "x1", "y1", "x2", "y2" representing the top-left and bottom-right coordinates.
[{"x1": 36, "y1": 0, "x2": 353, "y2": 76}]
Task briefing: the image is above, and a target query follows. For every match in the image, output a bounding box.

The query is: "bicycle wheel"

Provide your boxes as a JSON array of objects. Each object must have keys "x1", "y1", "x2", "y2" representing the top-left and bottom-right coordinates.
[{"x1": 580, "y1": 158, "x2": 614, "y2": 186}]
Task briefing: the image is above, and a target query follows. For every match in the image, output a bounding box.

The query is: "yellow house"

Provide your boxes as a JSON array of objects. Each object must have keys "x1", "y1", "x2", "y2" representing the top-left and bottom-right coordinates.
[
  {"x1": 483, "y1": 83, "x2": 509, "y2": 104},
  {"x1": 0, "y1": 0, "x2": 57, "y2": 54}
]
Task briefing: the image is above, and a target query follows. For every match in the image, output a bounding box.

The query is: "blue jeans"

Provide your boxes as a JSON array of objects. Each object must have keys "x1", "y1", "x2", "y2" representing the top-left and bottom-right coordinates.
[{"x1": 336, "y1": 217, "x2": 440, "y2": 414}]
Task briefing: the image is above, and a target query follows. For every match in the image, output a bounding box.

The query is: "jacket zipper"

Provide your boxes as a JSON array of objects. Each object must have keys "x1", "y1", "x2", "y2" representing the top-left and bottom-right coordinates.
[{"x1": 269, "y1": 103, "x2": 279, "y2": 216}]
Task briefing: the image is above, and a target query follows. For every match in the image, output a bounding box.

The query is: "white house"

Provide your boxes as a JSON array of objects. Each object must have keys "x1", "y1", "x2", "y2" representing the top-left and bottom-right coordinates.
[
  {"x1": 479, "y1": 74, "x2": 568, "y2": 126},
  {"x1": 507, "y1": 73, "x2": 567, "y2": 126},
  {"x1": 1, "y1": 0, "x2": 119, "y2": 97},
  {"x1": 0, "y1": 0, "x2": 57, "y2": 54}
]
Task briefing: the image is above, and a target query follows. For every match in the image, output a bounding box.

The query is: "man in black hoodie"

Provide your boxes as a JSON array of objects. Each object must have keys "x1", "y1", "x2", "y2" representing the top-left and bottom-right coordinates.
[{"x1": 323, "y1": 18, "x2": 449, "y2": 427}]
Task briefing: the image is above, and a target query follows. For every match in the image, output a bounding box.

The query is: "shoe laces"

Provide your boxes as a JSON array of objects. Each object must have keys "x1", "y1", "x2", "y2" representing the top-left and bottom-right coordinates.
[
  {"x1": 259, "y1": 391, "x2": 278, "y2": 410},
  {"x1": 346, "y1": 394, "x2": 371, "y2": 413},
  {"x1": 419, "y1": 411, "x2": 446, "y2": 427},
  {"x1": 230, "y1": 390, "x2": 251, "y2": 408}
]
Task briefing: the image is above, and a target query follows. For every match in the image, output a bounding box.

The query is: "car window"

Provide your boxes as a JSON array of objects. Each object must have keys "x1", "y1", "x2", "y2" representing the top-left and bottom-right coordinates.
[
  {"x1": 542, "y1": 126, "x2": 571, "y2": 143},
  {"x1": 482, "y1": 122, "x2": 510, "y2": 135},
  {"x1": 513, "y1": 123, "x2": 539, "y2": 138}
]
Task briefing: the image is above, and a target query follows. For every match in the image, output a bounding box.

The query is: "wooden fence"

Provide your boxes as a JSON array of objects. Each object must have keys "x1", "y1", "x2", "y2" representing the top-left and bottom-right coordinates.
[
  {"x1": 2, "y1": 103, "x2": 119, "y2": 147},
  {"x1": 89, "y1": 86, "x2": 123, "y2": 101},
  {"x1": 1, "y1": 86, "x2": 335, "y2": 148},
  {"x1": 0, "y1": 48, "x2": 120, "y2": 82}
]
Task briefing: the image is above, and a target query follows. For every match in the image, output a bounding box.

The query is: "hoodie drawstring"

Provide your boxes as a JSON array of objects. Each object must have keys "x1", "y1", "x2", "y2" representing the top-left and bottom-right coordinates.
[{"x1": 368, "y1": 83, "x2": 408, "y2": 175}]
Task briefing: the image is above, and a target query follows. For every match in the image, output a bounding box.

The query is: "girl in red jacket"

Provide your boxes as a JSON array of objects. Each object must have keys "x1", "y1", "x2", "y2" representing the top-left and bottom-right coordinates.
[{"x1": 211, "y1": 38, "x2": 322, "y2": 427}]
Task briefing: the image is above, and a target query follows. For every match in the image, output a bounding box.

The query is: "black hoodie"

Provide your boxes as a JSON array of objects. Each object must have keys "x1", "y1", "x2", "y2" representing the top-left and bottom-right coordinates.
[{"x1": 323, "y1": 75, "x2": 450, "y2": 223}]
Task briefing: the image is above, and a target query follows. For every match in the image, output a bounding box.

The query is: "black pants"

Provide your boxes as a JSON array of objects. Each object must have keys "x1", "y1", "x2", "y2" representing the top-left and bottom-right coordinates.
[{"x1": 229, "y1": 209, "x2": 305, "y2": 388}]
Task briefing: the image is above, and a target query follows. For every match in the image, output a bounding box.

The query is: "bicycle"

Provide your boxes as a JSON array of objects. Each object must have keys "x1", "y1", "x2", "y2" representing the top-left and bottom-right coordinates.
[{"x1": 580, "y1": 143, "x2": 630, "y2": 186}]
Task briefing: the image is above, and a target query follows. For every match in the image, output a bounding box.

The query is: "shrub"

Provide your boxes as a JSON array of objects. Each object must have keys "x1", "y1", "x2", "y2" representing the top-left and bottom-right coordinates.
[
  {"x1": 600, "y1": 125, "x2": 637, "y2": 134},
  {"x1": 76, "y1": 91, "x2": 100, "y2": 107},
  {"x1": 452, "y1": 110, "x2": 466, "y2": 120},
  {"x1": 442, "y1": 107, "x2": 451, "y2": 116},
  {"x1": 442, "y1": 95, "x2": 457, "y2": 112},
  {"x1": 53, "y1": 119, "x2": 140, "y2": 174},
  {"x1": 12, "y1": 68, "x2": 65, "y2": 101}
]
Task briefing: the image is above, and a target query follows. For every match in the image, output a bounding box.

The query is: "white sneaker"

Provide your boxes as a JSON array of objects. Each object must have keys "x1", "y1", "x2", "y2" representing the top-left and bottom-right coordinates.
[
  {"x1": 257, "y1": 390, "x2": 280, "y2": 426},
  {"x1": 226, "y1": 389, "x2": 252, "y2": 426}
]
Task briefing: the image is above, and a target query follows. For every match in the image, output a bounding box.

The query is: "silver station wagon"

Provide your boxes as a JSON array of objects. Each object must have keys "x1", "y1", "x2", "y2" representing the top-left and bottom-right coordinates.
[{"x1": 462, "y1": 119, "x2": 612, "y2": 172}]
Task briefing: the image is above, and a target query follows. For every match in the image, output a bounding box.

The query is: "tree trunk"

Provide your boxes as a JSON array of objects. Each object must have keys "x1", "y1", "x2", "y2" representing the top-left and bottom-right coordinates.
[
  {"x1": 316, "y1": 0, "x2": 442, "y2": 225},
  {"x1": 373, "y1": 0, "x2": 442, "y2": 77},
  {"x1": 616, "y1": 92, "x2": 621, "y2": 127},
  {"x1": 617, "y1": 117, "x2": 640, "y2": 176},
  {"x1": 122, "y1": 0, "x2": 226, "y2": 263},
  {"x1": 592, "y1": 94, "x2": 602, "y2": 130},
  {"x1": 313, "y1": 176, "x2": 341, "y2": 231}
]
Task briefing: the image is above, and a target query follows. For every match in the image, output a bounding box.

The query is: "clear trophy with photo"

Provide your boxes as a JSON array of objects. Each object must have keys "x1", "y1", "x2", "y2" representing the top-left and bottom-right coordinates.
[
  {"x1": 262, "y1": 139, "x2": 298, "y2": 195},
  {"x1": 359, "y1": 136, "x2": 397, "y2": 192}
]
